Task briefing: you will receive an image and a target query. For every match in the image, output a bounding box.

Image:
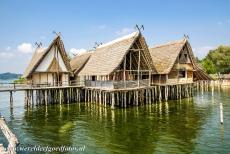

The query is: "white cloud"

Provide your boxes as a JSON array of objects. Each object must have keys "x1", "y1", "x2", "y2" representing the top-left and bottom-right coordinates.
[
  {"x1": 193, "y1": 46, "x2": 215, "y2": 59},
  {"x1": 17, "y1": 43, "x2": 33, "y2": 53},
  {"x1": 70, "y1": 48, "x2": 87, "y2": 55},
  {"x1": 116, "y1": 28, "x2": 134, "y2": 36},
  {"x1": 0, "y1": 52, "x2": 14, "y2": 58}
]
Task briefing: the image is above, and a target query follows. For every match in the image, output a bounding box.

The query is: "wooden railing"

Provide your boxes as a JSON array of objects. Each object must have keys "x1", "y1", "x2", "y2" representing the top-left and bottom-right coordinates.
[
  {"x1": 0, "y1": 79, "x2": 150, "y2": 91},
  {"x1": 0, "y1": 80, "x2": 84, "y2": 91},
  {"x1": 0, "y1": 116, "x2": 19, "y2": 154},
  {"x1": 85, "y1": 79, "x2": 150, "y2": 89}
]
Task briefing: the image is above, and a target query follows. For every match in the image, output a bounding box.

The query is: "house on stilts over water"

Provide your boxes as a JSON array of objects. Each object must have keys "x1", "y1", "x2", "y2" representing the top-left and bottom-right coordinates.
[
  {"x1": 149, "y1": 38, "x2": 211, "y2": 85},
  {"x1": 17, "y1": 32, "x2": 212, "y2": 108},
  {"x1": 71, "y1": 31, "x2": 156, "y2": 89},
  {"x1": 23, "y1": 35, "x2": 72, "y2": 86}
]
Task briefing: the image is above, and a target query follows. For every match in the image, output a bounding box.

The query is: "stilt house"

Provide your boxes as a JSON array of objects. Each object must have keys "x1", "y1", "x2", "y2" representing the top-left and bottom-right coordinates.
[
  {"x1": 70, "y1": 31, "x2": 156, "y2": 89},
  {"x1": 70, "y1": 52, "x2": 92, "y2": 85},
  {"x1": 149, "y1": 38, "x2": 211, "y2": 85},
  {"x1": 23, "y1": 35, "x2": 72, "y2": 86},
  {"x1": 219, "y1": 74, "x2": 230, "y2": 86}
]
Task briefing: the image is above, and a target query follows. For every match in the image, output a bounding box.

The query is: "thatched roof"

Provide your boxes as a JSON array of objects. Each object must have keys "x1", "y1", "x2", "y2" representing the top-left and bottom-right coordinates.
[
  {"x1": 70, "y1": 52, "x2": 92, "y2": 74},
  {"x1": 23, "y1": 36, "x2": 71, "y2": 78},
  {"x1": 185, "y1": 40, "x2": 212, "y2": 80},
  {"x1": 149, "y1": 38, "x2": 212, "y2": 80},
  {"x1": 149, "y1": 39, "x2": 186, "y2": 74},
  {"x1": 78, "y1": 31, "x2": 155, "y2": 76}
]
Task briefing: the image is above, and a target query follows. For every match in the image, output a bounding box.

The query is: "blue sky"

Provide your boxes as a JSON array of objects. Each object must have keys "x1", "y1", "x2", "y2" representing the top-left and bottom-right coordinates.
[{"x1": 0, "y1": 0, "x2": 229, "y2": 73}]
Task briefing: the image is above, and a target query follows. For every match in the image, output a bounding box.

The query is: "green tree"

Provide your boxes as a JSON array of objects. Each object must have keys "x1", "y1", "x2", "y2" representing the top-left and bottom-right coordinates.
[
  {"x1": 200, "y1": 45, "x2": 230, "y2": 74},
  {"x1": 201, "y1": 59, "x2": 216, "y2": 74}
]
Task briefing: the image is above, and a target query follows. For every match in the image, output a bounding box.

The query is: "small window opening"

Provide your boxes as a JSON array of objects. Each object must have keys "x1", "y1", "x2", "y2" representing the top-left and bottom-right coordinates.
[
  {"x1": 179, "y1": 70, "x2": 186, "y2": 78},
  {"x1": 92, "y1": 76, "x2": 96, "y2": 81}
]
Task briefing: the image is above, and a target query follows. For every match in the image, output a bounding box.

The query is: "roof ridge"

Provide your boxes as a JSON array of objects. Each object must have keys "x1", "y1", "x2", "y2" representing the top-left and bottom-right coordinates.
[
  {"x1": 72, "y1": 51, "x2": 93, "y2": 58},
  {"x1": 150, "y1": 38, "x2": 186, "y2": 49},
  {"x1": 97, "y1": 31, "x2": 139, "y2": 49}
]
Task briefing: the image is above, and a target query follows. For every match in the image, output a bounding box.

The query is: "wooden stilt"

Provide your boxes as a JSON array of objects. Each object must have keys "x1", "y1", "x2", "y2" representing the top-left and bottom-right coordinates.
[
  {"x1": 159, "y1": 86, "x2": 162, "y2": 102},
  {"x1": 10, "y1": 91, "x2": 13, "y2": 109}
]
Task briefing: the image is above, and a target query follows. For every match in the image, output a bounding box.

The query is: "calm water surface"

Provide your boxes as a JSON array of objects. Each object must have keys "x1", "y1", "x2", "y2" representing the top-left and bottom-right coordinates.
[{"x1": 0, "y1": 80, "x2": 230, "y2": 153}]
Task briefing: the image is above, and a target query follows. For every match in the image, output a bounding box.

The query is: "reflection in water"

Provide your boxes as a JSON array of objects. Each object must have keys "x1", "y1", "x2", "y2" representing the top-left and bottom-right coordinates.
[
  {"x1": 0, "y1": 87, "x2": 230, "y2": 153},
  {"x1": 22, "y1": 98, "x2": 205, "y2": 154}
]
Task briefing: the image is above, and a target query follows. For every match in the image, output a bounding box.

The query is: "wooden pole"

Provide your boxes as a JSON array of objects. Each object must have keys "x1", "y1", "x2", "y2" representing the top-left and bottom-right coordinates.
[
  {"x1": 124, "y1": 54, "x2": 126, "y2": 88},
  {"x1": 124, "y1": 92, "x2": 127, "y2": 108},
  {"x1": 212, "y1": 81, "x2": 214, "y2": 96},
  {"x1": 149, "y1": 71, "x2": 151, "y2": 86},
  {"x1": 137, "y1": 50, "x2": 141, "y2": 87},
  {"x1": 111, "y1": 92, "x2": 115, "y2": 109},
  {"x1": 130, "y1": 52, "x2": 132, "y2": 77},
  {"x1": 59, "y1": 89, "x2": 62, "y2": 104},
  {"x1": 0, "y1": 117, "x2": 19, "y2": 154},
  {"x1": 220, "y1": 102, "x2": 224, "y2": 124},
  {"x1": 10, "y1": 91, "x2": 13, "y2": 109},
  {"x1": 159, "y1": 86, "x2": 162, "y2": 102}
]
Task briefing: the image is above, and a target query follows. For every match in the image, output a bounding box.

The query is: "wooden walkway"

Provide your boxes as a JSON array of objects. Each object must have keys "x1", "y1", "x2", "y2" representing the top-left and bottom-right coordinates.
[
  {"x1": 0, "y1": 83, "x2": 83, "y2": 92},
  {"x1": 0, "y1": 117, "x2": 19, "y2": 154}
]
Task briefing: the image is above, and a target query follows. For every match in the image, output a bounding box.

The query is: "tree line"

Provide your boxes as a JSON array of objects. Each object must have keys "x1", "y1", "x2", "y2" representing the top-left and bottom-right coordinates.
[{"x1": 197, "y1": 46, "x2": 230, "y2": 74}]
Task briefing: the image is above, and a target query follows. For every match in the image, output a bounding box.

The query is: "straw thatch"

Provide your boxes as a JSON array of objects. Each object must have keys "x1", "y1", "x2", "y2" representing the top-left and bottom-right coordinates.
[
  {"x1": 149, "y1": 38, "x2": 212, "y2": 80},
  {"x1": 70, "y1": 52, "x2": 92, "y2": 74},
  {"x1": 23, "y1": 36, "x2": 71, "y2": 78},
  {"x1": 78, "y1": 31, "x2": 155, "y2": 76},
  {"x1": 185, "y1": 40, "x2": 212, "y2": 80},
  {"x1": 149, "y1": 39, "x2": 186, "y2": 74}
]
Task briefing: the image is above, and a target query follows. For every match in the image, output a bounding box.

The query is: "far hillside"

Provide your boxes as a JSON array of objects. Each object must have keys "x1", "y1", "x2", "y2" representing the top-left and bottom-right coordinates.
[
  {"x1": 0, "y1": 72, "x2": 22, "y2": 80},
  {"x1": 199, "y1": 45, "x2": 230, "y2": 74}
]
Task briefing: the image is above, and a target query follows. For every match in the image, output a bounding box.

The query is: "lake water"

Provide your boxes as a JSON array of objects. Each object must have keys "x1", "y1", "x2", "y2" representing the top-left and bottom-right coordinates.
[{"x1": 0, "y1": 79, "x2": 230, "y2": 153}]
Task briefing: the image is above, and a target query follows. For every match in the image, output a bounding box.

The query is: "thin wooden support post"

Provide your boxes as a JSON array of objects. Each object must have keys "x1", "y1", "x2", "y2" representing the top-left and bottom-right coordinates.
[
  {"x1": 10, "y1": 91, "x2": 13, "y2": 109},
  {"x1": 111, "y1": 92, "x2": 115, "y2": 109},
  {"x1": 152, "y1": 88, "x2": 155, "y2": 103},
  {"x1": 159, "y1": 86, "x2": 162, "y2": 102},
  {"x1": 104, "y1": 92, "x2": 107, "y2": 107},
  {"x1": 117, "y1": 92, "x2": 119, "y2": 106},
  {"x1": 45, "y1": 90, "x2": 48, "y2": 106},
  {"x1": 149, "y1": 71, "x2": 151, "y2": 86},
  {"x1": 165, "y1": 86, "x2": 168, "y2": 101},
  {"x1": 124, "y1": 54, "x2": 126, "y2": 88},
  {"x1": 124, "y1": 92, "x2": 127, "y2": 108},
  {"x1": 59, "y1": 89, "x2": 62, "y2": 105},
  {"x1": 31, "y1": 90, "x2": 34, "y2": 106},
  {"x1": 99, "y1": 90, "x2": 102, "y2": 105},
  {"x1": 137, "y1": 50, "x2": 141, "y2": 87}
]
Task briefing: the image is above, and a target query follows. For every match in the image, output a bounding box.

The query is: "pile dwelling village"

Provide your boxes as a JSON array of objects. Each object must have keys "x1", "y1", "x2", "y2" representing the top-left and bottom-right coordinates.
[
  {"x1": 0, "y1": 30, "x2": 213, "y2": 152},
  {"x1": 1, "y1": 30, "x2": 212, "y2": 109}
]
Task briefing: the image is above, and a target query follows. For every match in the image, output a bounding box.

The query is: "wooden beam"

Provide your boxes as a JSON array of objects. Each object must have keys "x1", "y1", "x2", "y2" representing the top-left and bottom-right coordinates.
[
  {"x1": 0, "y1": 117, "x2": 19, "y2": 154},
  {"x1": 130, "y1": 52, "x2": 132, "y2": 74},
  {"x1": 124, "y1": 54, "x2": 126, "y2": 88},
  {"x1": 138, "y1": 50, "x2": 141, "y2": 87},
  {"x1": 129, "y1": 49, "x2": 144, "y2": 51},
  {"x1": 149, "y1": 71, "x2": 151, "y2": 86},
  {"x1": 115, "y1": 70, "x2": 150, "y2": 72}
]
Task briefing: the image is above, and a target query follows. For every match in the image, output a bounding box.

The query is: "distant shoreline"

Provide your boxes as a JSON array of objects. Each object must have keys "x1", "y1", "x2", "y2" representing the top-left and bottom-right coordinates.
[{"x1": 0, "y1": 72, "x2": 22, "y2": 80}]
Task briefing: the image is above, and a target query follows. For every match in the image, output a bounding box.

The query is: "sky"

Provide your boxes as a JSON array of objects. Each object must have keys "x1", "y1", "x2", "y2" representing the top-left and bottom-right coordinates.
[{"x1": 0, "y1": 0, "x2": 229, "y2": 73}]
